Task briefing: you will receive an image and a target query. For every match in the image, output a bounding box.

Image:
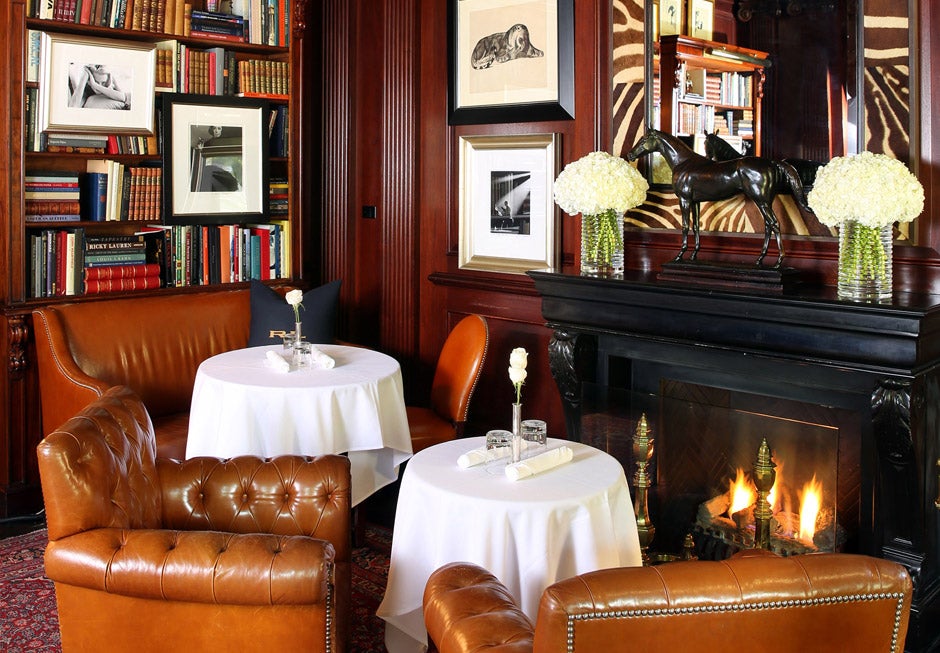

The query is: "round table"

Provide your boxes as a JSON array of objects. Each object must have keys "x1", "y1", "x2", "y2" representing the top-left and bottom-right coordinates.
[
  {"x1": 185, "y1": 344, "x2": 413, "y2": 506},
  {"x1": 377, "y1": 436, "x2": 642, "y2": 653}
]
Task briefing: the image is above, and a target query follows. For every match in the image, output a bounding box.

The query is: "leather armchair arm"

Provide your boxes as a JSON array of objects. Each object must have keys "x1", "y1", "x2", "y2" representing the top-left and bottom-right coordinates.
[
  {"x1": 157, "y1": 455, "x2": 351, "y2": 557},
  {"x1": 424, "y1": 562, "x2": 534, "y2": 653},
  {"x1": 32, "y1": 307, "x2": 109, "y2": 434},
  {"x1": 44, "y1": 528, "x2": 334, "y2": 605}
]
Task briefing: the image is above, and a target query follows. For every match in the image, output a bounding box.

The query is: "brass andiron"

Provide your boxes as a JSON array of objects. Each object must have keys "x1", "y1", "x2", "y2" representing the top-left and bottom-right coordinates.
[
  {"x1": 632, "y1": 413, "x2": 655, "y2": 564},
  {"x1": 753, "y1": 438, "x2": 777, "y2": 550}
]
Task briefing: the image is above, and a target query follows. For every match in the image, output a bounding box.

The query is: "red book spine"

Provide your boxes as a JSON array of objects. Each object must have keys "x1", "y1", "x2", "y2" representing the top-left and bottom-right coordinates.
[
  {"x1": 84, "y1": 275, "x2": 162, "y2": 293},
  {"x1": 83, "y1": 263, "x2": 161, "y2": 280}
]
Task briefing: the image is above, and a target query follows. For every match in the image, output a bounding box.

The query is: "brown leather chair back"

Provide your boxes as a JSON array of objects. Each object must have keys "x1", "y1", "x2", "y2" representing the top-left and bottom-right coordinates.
[
  {"x1": 38, "y1": 385, "x2": 163, "y2": 540},
  {"x1": 424, "y1": 550, "x2": 913, "y2": 653},
  {"x1": 429, "y1": 314, "x2": 489, "y2": 424}
]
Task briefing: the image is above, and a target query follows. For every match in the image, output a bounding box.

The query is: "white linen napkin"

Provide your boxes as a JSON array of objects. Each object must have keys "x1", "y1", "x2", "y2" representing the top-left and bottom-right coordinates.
[
  {"x1": 505, "y1": 446, "x2": 573, "y2": 481},
  {"x1": 264, "y1": 350, "x2": 291, "y2": 373},
  {"x1": 310, "y1": 346, "x2": 336, "y2": 369},
  {"x1": 457, "y1": 440, "x2": 531, "y2": 468}
]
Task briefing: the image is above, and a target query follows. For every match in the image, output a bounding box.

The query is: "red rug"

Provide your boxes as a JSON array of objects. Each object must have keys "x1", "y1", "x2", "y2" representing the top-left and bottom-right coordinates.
[{"x1": 1, "y1": 526, "x2": 392, "y2": 652}]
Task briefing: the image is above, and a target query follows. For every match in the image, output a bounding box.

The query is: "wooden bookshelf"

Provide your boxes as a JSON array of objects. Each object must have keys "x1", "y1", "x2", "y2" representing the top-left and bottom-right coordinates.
[
  {"x1": 0, "y1": 0, "x2": 311, "y2": 516},
  {"x1": 654, "y1": 34, "x2": 769, "y2": 155}
]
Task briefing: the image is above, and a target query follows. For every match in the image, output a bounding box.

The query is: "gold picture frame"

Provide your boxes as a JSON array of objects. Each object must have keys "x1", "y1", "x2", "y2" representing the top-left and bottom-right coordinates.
[
  {"x1": 659, "y1": 0, "x2": 684, "y2": 37},
  {"x1": 689, "y1": 0, "x2": 714, "y2": 41},
  {"x1": 458, "y1": 133, "x2": 561, "y2": 274}
]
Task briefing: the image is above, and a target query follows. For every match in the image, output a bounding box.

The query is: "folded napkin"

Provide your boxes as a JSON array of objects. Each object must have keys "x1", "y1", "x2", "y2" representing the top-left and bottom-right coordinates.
[
  {"x1": 457, "y1": 440, "x2": 530, "y2": 468},
  {"x1": 505, "y1": 446, "x2": 573, "y2": 481},
  {"x1": 310, "y1": 346, "x2": 336, "y2": 370},
  {"x1": 264, "y1": 350, "x2": 291, "y2": 373}
]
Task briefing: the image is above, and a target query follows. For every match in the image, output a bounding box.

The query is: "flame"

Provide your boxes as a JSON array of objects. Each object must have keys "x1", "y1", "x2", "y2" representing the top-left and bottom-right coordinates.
[
  {"x1": 799, "y1": 475, "x2": 823, "y2": 544},
  {"x1": 728, "y1": 468, "x2": 756, "y2": 515}
]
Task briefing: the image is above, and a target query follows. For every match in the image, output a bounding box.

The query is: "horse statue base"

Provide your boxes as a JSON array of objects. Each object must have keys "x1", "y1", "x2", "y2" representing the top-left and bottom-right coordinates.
[{"x1": 658, "y1": 260, "x2": 802, "y2": 294}]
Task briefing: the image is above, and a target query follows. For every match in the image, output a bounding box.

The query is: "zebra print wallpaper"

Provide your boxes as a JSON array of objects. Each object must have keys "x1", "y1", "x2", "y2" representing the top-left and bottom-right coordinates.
[{"x1": 614, "y1": 0, "x2": 913, "y2": 239}]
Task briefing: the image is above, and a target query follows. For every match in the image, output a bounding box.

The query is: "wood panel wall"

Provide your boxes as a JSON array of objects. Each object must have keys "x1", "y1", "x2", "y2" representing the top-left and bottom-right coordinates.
[{"x1": 316, "y1": 0, "x2": 940, "y2": 439}]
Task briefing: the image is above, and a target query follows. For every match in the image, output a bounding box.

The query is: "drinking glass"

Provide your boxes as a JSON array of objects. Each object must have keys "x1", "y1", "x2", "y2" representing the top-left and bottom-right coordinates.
[
  {"x1": 521, "y1": 419, "x2": 547, "y2": 446},
  {"x1": 484, "y1": 429, "x2": 513, "y2": 474}
]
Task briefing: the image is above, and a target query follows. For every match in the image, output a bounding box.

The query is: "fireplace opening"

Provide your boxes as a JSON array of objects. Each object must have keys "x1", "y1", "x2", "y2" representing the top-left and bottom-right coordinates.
[{"x1": 581, "y1": 380, "x2": 863, "y2": 561}]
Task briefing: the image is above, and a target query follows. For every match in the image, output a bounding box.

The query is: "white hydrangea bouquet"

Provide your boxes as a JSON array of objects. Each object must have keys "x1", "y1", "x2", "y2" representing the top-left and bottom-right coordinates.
[
  {"x1": 808, "y1": 151, "x2": 923, "y2": 299},
  {"x1": 553, "y1": 151, "x2": 648, "y2": 274}
]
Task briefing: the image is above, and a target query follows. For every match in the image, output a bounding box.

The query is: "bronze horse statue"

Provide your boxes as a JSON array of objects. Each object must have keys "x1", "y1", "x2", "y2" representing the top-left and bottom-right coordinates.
[
  {"x1": 627, "y1": 129, "x2": 805, "y2": 268},
  {"x1": 703, "y1": 131, "x2": 823, "y2": 192}
]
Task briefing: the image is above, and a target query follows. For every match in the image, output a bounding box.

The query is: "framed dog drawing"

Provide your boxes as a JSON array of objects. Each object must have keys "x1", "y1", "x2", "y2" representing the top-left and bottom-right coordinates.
[{"x1": 448, "y1": 0, "x2": 574, "y2": 125}]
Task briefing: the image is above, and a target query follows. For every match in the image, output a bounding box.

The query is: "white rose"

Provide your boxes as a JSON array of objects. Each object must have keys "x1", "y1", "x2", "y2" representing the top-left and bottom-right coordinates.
[
  {"x1": 509, "y1": 347, "x2": 528, "y2": 370},
  {"x1": 285, "y1": 289, "x2": 303, "y2": 307},
  {"x1": 508, "y1": 367, "x2": 527, "y2": 385}
]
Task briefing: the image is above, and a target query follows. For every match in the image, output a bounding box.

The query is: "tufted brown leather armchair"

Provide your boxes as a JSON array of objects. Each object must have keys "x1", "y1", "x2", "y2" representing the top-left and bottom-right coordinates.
[
  {"x1": 406, "y1": 314, "x2": 489, "y2": 453},
  {"x1": 36, "y1": 385, "x2": 352, "y2": 653},
  {"x1": 424, "y1": 550, "x2": 912, "y2": 653}
]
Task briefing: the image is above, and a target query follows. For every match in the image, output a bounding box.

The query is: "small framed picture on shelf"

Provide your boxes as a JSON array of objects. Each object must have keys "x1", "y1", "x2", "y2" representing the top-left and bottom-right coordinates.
[
  {"x1": 689, "y1": 0, "x2": 714, "y2": 41},
  {"x1": 457, "y1": 133, "x2": 560, "y2": 274},
  {"x1": 659, "y1": 0, "x2": 684, "y2": 37},
  {"x1": 449, "y1": 0, "x2": 574, "y2": 125},
  {"x1": 162, "y1": 94, "x2": 269, "y2": 225},
  {"x1": 38, "y1": 33, "x2": 155, "y2": 134}
]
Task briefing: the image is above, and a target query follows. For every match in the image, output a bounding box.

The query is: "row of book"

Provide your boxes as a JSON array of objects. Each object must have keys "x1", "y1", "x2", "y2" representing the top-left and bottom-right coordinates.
[
  {"x1": 28, "y1": 222, "x2": 291, "y2": 297},
  {"x1": 31, "y1": 0, "x2": 290, "y2": 47},
  {"x1": 25, "y1": 172, "x2": 80, "y2": 222},
  {"x1": 142, "y1": 222, "x2": 292, "y2": 288},
  {"x1": 25, "y1": 164, "x2": 163, "y2": 223},
  {"x1": 28, "y1": 231, "x2": 163, "y2": 297},
  {"x1": 154, "y1": 40, "x2": 288, "y2": 98}
]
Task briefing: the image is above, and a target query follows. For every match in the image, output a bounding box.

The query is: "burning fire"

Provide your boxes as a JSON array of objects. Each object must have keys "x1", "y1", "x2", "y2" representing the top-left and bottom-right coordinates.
[
  {"x1": 799, "y1": 475, "x2": 823, "y2": 544},
  {"x1": 728, "y1": 468, "x2": 756, "y2": 515},
  {"x1": 726, "y1": 467, "x2": 824, "y2": 545}
]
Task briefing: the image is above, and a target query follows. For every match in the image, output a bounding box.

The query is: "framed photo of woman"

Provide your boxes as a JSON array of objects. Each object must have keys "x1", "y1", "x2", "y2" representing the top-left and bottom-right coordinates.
[{"x1": 38, "y1": 33, "x2": 156, "y2": 134}]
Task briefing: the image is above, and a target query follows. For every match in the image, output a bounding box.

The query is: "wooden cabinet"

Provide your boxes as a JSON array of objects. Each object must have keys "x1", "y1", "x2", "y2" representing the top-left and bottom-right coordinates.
[
  {"x1": 654, "y1": 34, "x2": 768, "y2": 156},
  {"x1": 0, "y1": 0, "x2": 312, "y2": 517}
]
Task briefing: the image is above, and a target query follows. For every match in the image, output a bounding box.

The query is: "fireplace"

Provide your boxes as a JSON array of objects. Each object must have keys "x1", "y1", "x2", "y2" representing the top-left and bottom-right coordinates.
[
  {"x1": 529, "y1": 270, "x2": 940, "y2": 653},
  {"x1": 581, "y1": 381, "x2": 858, "y2": 561}
]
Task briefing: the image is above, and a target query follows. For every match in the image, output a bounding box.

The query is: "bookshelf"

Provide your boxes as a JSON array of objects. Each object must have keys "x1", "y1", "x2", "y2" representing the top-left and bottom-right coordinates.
[
  {"x1": 653, "y1": 34, "x2": 769, "y2": 156},
  {"x1": 0, "y1": 0, "x2": 310, "y2": 516}
]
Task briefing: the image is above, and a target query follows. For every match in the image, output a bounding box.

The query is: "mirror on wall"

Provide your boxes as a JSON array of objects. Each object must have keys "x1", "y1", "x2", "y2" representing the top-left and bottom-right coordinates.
[{"x1": 614, "y1": 0, "x2": 917, "y2": 239}]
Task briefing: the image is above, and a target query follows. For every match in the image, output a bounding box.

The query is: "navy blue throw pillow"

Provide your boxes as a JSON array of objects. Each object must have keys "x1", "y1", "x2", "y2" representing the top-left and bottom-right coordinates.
[{"x1": 248, "y1": 279, "x2": 342, "y2": 346}]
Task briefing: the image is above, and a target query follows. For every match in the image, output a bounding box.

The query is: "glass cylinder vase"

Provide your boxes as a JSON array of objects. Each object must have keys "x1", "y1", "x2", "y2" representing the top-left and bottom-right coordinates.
[
  {"x1": 837, "y1": 220, "x2": 893, "y2": 301},
  {"x1": 511, "y1": 403, "x2": 523, "y2": 463},
  {"x1": 294, "y1": 320, "x2": 303, "y2": 346},
  {"x1": 581, "y1": 209, "x2": 624, "y2": 275}
]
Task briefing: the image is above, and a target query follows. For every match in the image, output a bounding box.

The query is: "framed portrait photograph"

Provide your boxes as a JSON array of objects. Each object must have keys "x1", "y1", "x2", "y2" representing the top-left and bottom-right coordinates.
[
  {"x1": 162, "y1": 94, "x2": 269, "y2": 225},
  {"x1": 449, "y1": 0, "x2": 574, "y2": 125},
  {"x1": 690, "y1": 0, "x2": 714, "y2": 41},
  {"x1": 458, "y1": 133, "x2": 560, "y2": 274},
  {"x1": 38, "y1": 33, "x2": 155, "y2": 134},
  {"x1": 659, "y1": 0, "x2": 684, "y2": 37}
]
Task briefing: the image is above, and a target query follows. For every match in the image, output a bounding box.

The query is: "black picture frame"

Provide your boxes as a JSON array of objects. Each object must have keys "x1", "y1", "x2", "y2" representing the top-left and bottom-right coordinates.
[
  {"x1": 448, "y1": 0, "x2": 575, "y2": 125},
  {"x1": 162, "y1": 93, "x2": 270, "y2": 225}
]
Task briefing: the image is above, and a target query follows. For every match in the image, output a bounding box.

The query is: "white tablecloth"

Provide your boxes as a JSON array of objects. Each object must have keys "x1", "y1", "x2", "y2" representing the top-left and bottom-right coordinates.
[
  {"x1": 377, "y1": 436, "x2": 642, "y2": 653},
  {"x1": 186, "y1": 344, "x2": 412, "y2": 506}
]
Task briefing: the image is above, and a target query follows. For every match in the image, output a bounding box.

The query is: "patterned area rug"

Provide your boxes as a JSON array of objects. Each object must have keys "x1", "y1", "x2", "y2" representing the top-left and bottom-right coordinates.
[{"x1": 0, "y1": 525, "x2": 392, "y2": 652}]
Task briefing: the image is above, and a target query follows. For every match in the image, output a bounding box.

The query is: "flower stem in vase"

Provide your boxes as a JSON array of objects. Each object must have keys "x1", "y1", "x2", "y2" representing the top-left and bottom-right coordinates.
[
  {"x1": 294, "y1": 321, "x2": 303, "y2": 346},
  {"x1": 511, "y1": 403, "x2": 523, "y2": 463},
  {"x1": 837, "y1": 220, "x2": 892, "y2": 301}
]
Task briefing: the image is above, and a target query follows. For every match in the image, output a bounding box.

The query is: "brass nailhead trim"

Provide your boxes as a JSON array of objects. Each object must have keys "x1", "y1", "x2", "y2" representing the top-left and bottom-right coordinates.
[{"x1": 565, "y1": 593, "x2": 906, "y2": 653}]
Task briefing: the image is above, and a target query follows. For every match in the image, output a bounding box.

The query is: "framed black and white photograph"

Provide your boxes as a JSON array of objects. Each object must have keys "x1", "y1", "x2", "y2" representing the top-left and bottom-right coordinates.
[
  {"x1": 689, "y1": 0, "x2": 714, "y2": 41},
  {"x1": 659, "y1": 0, "x2": 684, "y2": 37},
  {"x1": 458, "y1": 134, "x2": 560, "y2": 274},
  {"x1": 449, "y1": 0, "x2": 574, "y2": 125},
  {"x1": 162, "y1": 94, "x2": 269, "y2": 225},
  {"x1": 38, "y1": 33, "x2": 155, "y2": 134}
]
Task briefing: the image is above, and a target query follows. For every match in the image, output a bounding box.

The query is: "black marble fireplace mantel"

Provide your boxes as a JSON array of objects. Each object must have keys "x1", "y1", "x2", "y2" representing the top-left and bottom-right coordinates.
[{"x1": 529, "y1": 269, "x2": 940, "y2": 653}]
